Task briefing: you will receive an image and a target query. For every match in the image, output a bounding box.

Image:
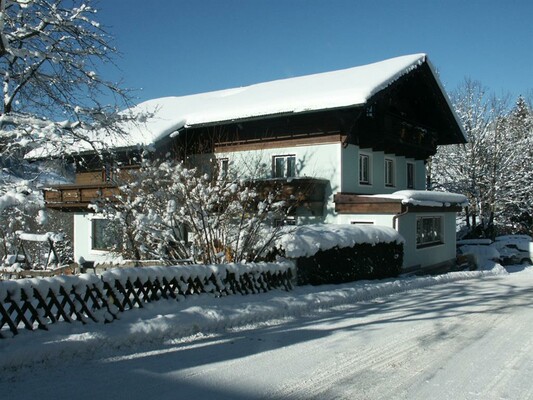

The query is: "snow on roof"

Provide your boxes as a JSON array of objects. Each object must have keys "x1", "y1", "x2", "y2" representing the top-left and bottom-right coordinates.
[
  {"x1": 129, "y1": 54, "x2": 427, "y2": 144},
  {"x1": 276, "y1": 224, "x2": 404, "y2": 259},
  {"x1": 373, "y1": 190, "x2": 469, "y2": 208},
  {"x1": 47, "y1": 54, "x2": 431, "y2": 153}
]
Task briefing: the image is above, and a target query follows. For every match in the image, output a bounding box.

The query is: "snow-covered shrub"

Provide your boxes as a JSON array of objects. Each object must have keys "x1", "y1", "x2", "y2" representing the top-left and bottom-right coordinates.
[
  {"x1": 0, "y1": 180, "x2": 43, "y2": 260},
  {"x1": 97, "y1": 159, "x2": 293, "y2": 264},
  {"x1": 295, "y1": 242, "x2": 403, "y2": 285},
  {"x1": 270, "y1": 224, "x2": 404, "y2": 285}
]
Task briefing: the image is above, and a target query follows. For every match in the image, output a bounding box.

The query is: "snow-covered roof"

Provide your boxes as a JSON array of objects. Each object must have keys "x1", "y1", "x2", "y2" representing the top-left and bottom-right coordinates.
[
  {"x1": 124, "y1": 54, "x2": 428, "y2": 145},
  {"x1": 28, "y1": 53, "x2": 465, "y2": 157},
  {"x1": 372, "y1": 190, "x2": 469, "y2": 208}
]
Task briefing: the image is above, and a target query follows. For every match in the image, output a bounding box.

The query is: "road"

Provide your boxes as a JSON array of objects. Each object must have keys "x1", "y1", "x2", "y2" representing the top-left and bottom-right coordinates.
[{"x1": 2, "y1": 268, "x2": 533, "y2": 400}]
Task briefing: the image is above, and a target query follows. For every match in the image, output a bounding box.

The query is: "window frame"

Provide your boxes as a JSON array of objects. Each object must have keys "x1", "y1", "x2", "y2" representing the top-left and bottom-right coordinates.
[
  {"x1": 384, "y1": 158, "x2": 395, "y2": 187},
  {"x1": 218, "y1": 157, "x2": 229, "y2": 180},
  {"x1": 416, "y1": 216, "x2": 444, "y2": 248},
  {"x1": 407, "y1": 162, "x2": 415, "y2": 189},
  {"x1": 359, "y1": 153, "x2": 372, "y2": 185},
  {"x1": 91, "y1": 218, "x2": 122, "y2": 252},
  {"x1": 272, "y1": 154, "x2": 296, "y2": 178}
]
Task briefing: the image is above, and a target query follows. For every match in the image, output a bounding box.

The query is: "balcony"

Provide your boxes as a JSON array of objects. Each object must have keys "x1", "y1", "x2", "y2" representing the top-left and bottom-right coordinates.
[
  {"x1": 43, "y1": 183, "x2": 120, "y2": 211},
  {"x1": 44, "y1": 176, "x2": 329, "y2": 215},
  {"x1": 254, "y1": 177, "x2": 329, "y2": 216}
]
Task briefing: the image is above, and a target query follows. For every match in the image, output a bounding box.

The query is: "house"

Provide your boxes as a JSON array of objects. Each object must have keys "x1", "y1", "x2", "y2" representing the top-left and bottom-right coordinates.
[{"x1": 42, "y1": 53, "x2": 467, "y2": 271}]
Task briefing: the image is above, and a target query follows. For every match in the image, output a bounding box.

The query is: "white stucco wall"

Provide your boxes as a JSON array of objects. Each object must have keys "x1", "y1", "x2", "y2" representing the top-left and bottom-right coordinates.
[
  {"x1": 397, "y1": 211, "x2": 457, "y2": 269},
  {"x1": 73, "y1": 213, "x2": 118, "y2": 264},
  {"x1": 215, "y1": 142, "x2": 341, "y2": 184},
  {"x1": 335, "y1": 211, "x2": 458, "y2": 269},
  {"x1": 72, "y1": 142, "x2": 454, "y2": 270}
]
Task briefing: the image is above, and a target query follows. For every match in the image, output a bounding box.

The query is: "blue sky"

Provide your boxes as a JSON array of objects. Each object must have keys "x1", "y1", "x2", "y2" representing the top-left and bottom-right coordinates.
[{"x1": 96, "y1": 0, "x2": 532, "y2": 106}]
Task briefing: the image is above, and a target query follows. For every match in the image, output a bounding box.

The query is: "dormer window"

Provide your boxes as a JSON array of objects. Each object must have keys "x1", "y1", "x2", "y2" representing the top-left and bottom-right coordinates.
[{"x1": 273, "y1": 155, "x2": 296, "y2": 178}]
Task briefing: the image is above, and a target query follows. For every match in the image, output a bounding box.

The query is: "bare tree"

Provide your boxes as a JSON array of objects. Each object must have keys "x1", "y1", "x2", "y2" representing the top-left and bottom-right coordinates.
[
  {"x1": 0, "y1": 0, "x2": 134, "y2": 158},
  {"x1": 0, "y1": 0, "x2": 133, "y2": 261}
]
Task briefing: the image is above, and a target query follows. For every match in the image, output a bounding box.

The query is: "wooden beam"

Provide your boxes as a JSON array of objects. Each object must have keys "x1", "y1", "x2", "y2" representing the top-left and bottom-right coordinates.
[
  {"x1": 335, "y1": 201, "x2": 403, "y2": 214},
  {"x1": 214, "y1": 133, "x2": 344, "y2": 153},
  {"x1": 334, "y1": 193, "x2": 464, "y2": 215}
]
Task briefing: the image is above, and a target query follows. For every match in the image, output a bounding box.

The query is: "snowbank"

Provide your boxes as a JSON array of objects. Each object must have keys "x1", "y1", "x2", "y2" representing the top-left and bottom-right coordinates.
[
  {"x1": 0, "y1": 264, "x2": 514, "y2": 373},
  {"x1": 276, "y1": 224, "x2": 404, "y2": 259}
]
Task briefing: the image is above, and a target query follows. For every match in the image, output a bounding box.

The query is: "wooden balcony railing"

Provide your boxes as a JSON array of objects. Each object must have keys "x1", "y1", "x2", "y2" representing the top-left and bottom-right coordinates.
[
  {"x1": 44, "y1": 177, "x2": 329, "y2": 215},
  {"x1": 44, "y1": 183, "x2": 120, "y2": 211}
]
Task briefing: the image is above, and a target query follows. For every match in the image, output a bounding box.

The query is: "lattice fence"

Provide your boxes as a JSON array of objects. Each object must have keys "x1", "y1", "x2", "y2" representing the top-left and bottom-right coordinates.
[{"x1": 0, "y1": 262, "x2": 294, "y2": 338}]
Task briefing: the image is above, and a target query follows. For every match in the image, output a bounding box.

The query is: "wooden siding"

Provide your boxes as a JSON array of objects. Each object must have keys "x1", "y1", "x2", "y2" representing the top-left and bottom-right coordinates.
[
  {"x1": 75, "y1": 171, "x2": 103, "y2": 185},
  {"x1": 334, "y1": 193, "x2": 403, "y2": 214},
  {"x1": 44, "y1": 184, "x2": 120, "y2": 210},
  {"x1": 334, "y1": 193, "x2": 463, "y2": 214},
  {"x1": 214, "y1": 133, "x2": 345, "y2": 153}
]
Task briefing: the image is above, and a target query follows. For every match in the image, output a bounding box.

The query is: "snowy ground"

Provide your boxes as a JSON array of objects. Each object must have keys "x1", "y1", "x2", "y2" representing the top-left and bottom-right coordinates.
[{"x1": 1, "y1": 264, "x2": 532, "y2": 399}]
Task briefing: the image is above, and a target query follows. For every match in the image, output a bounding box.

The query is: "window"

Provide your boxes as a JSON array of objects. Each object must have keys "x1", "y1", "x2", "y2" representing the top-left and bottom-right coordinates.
[
  {"x1": 92, "y1": 219, "x2": 122, "y2": 251},
  {"x1": 359, "y1": 154, "x2": 371, "y2": 184},
  {"x1": 218, "y1": 158, "x2": 229, "y2": 180},
  {"x1": 407, "y1": 163, "x2": 415, "y2": 189},
  {"x1": 416, "y1": 216, "x2": 443, "y2": 248},
  {"x1": 102, "y1": 164, "x2": 113, "y2": 182},
  {"x1": 273, "y1": 155, "x2": 296, "y2": 178},
  {"x1": 351, "y1": 221, "x2": 374, "y2": 225},
  {"x1": 385, "y1": 158, "x2": 395, "y2": 187},
  {"x1": 275, "y1": 216, "x2": 297, "y2": 227}
]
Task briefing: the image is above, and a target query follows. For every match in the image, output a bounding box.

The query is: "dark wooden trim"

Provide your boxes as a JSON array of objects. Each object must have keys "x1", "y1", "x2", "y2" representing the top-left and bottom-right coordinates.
[
  {"x1": 335, "y1": 201, "x2": 403, "y2": 214},
  {"x1": 214, "y1": 133, "x2": 345, "y2": 153},
  {"x1": 407, "y1": 205, "x2": 462, "y2": 213},
  {"x1": 334, "y1": 192, "x2": 464, "y2": 215}
]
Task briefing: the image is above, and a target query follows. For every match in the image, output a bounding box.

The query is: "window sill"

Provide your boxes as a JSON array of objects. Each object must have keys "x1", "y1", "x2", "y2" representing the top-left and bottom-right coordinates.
[{"x1": 416, "y1": 241, "x2": 444, "y2": 249}]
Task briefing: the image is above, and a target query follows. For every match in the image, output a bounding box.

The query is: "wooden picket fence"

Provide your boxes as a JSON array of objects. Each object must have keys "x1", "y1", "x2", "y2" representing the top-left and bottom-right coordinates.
[{"x1": 0, "y1": 262, "x2": 294, "y2": 338}]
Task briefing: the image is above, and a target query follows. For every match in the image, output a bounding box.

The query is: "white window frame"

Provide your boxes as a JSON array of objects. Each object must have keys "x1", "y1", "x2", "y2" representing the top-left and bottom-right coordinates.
[
  {"x1": 90, "y1": 216, "x2": 122, "y2": 252},
  {"x1": 385, "y1": 158, "x2": 395, "y2": 187},
  {"x1": 272, "y1": 154, "x2": 296, "y2": 178},
  {"x1": 416, "y1": 216, "x2": 444, "y2": 248},
  {"x1": 217, "y1": 157, "x2": 229, "y2": 180},
  {"x1": 407, "y1": 162, "x2": 415, "y2": 189},
  {"x1": 359, "y1": 152, "x2": 372, "y2": 185},
  {"x1": 350, "y1": 220, "x2": 374, "y2": 225}
]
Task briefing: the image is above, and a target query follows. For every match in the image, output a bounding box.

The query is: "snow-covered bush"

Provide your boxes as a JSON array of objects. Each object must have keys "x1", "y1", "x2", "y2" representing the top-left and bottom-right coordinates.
[
  {"x1": 0, "y1": 180, "x2": 43, "y2": 260},
  {"x1": 270, "y1": 224, "x2": 405, "y2": 285},
  {"x1": 97, "y1": 159, "x2": 293, "y2": 264}
]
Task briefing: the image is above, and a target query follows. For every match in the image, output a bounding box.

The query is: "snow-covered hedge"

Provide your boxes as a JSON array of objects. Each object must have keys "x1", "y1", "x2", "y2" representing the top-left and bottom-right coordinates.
[
  {"x1": 275, "y1": 224, "x2": 404, "y2": 259},
  {"x1": 0, "y1": 262, "x2": 294, "y2": 338},
  {"x1": 272, "y1": 224, "x2": 404, "y2": 285}
]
